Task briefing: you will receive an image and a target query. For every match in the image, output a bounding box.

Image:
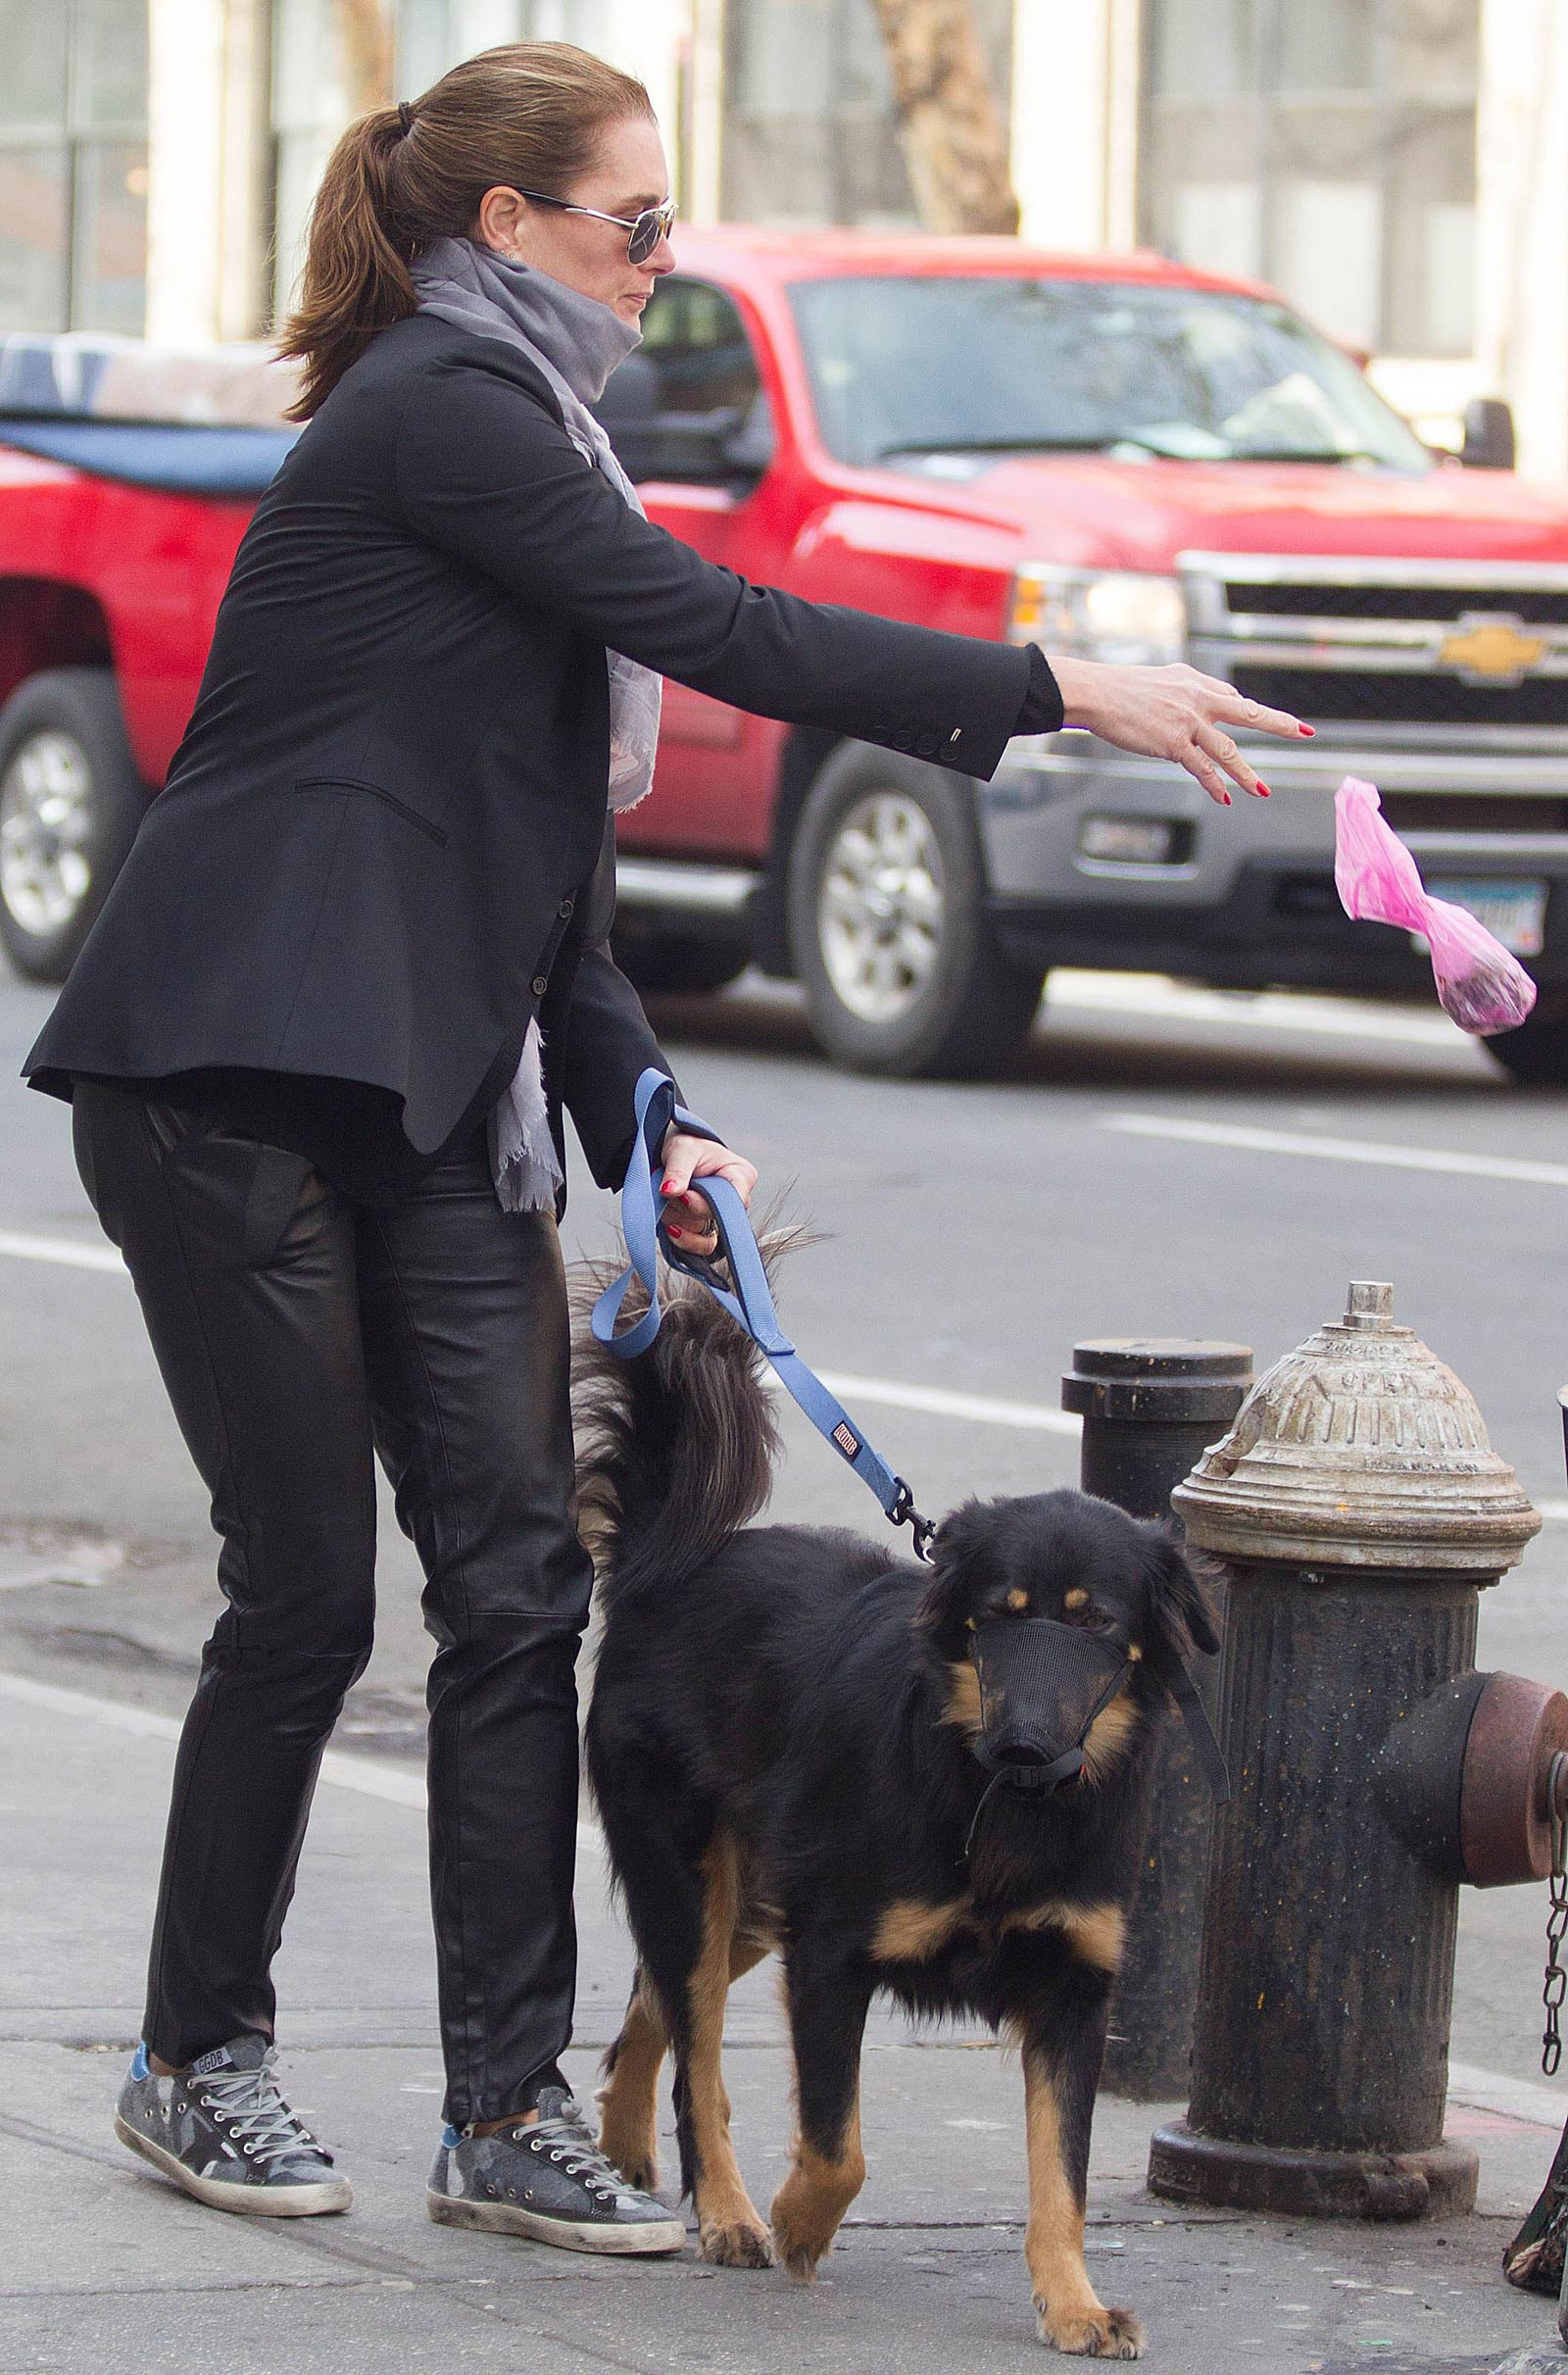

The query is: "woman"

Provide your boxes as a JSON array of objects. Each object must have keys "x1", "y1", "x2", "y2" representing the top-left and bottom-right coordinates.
[{"x1": 23, "y1": 43, "x2": 1304, "y2": 2249}]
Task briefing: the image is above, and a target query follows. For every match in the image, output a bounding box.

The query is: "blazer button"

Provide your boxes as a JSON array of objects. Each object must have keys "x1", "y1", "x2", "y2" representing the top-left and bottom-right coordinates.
[
  {"x1": 914, "y1": 732, "x2": 939, "y2": 758},
  {"x1": 532, "y1": 974, "x2": 550, "y2": 997},
  {"x1": 558, "y1": 898, "x2": 574, "y2": 919}
]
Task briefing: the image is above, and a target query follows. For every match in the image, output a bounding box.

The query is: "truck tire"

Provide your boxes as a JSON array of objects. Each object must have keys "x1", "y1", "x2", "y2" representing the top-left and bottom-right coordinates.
[
  {"x1": 1485, "y1": 991, "x2": 1568, "y2": 1087},
  {"x1": 787, "y1": 745, "x2": 1045, "y2": 1076},
  {"x1": 612, "y1": 923, "x2": 749, "y2": 996},
  {"x1": 0, "y1": 668, "x2": 147, "y2": 984}
]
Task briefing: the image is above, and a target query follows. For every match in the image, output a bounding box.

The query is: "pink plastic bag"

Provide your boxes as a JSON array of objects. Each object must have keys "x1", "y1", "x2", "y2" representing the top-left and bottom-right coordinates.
[{"x1": 1333, "y1": 775, "x2": 1537, "y2": 1035}]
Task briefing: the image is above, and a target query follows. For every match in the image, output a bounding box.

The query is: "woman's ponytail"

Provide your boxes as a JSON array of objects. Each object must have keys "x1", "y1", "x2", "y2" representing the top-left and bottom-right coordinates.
[
  {"x1": 276, "y1": 43, "x2": 655, "y2": 421},
  {"x1": 278, "y1": 106, "x2": 418, "y2": 421}
]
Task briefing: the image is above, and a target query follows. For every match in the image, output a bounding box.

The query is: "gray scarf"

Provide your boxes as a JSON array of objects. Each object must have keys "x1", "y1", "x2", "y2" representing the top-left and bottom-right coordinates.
[{"x1": 409, "y1": 237, "x2": 663, "y2": 1212}]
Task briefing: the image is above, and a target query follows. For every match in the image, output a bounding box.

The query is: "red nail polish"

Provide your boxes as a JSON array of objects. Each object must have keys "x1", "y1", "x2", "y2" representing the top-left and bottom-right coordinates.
[
  {"x1": 1298, "y1": 723, "x2": 1315, "y2": 737},
  {"x1": 1256, "y1": 781, "x2": 1271, "y2": 796},
  {"x1": 666, "y1": 1225, "x2": 684, "y2": 1240},
  {"x1": 1222, "y1": 791, "x2": 1232, "y2": 805},
  {"x1": 661, "y1": 1181, "x2": 677, "y2": 1195}
]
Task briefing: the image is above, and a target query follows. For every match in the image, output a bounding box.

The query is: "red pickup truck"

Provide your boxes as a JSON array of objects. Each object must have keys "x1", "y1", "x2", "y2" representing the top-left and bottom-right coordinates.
[{"x1": 6, "y1": 230, "x2": 1568, "y2": 1081}]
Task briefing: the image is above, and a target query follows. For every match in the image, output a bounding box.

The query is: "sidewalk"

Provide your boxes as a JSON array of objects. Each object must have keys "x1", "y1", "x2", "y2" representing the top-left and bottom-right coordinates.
[{"x1": 3, "y1": 1670, "x2": 1565, "y2": 2375}]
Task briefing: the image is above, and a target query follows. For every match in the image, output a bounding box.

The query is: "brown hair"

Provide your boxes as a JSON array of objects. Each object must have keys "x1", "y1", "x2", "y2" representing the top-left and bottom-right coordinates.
[{"x1": 277, "y1": 42, "x2": 655, "y2": 421}]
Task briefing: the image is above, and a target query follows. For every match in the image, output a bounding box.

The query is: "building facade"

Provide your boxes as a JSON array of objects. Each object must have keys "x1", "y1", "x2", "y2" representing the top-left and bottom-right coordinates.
[{"x1": 1, "y1": 0, "x2": 1565, "y2": 474}]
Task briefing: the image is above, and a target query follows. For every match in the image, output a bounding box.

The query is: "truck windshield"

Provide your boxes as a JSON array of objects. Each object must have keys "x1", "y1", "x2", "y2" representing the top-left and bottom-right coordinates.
[{"x1": 786, "y1": 276, "x2": 1432, "y2": 475}]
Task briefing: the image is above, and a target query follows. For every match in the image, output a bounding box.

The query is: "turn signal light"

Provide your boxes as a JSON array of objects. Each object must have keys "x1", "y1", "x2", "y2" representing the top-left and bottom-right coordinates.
[{"x1": 1078, "y1": 815, "x2": 1189, "y2": 866}]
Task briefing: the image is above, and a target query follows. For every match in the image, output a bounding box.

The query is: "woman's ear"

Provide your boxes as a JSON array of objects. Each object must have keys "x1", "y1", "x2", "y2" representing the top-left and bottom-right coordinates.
[{"x1": 1142, "y1": 1524, "x2": 1221, "y2": 1658}]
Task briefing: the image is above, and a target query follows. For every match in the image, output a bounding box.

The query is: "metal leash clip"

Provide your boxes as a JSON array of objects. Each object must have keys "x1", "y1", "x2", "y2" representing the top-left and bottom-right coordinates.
[{"x1": 889, "y1": 1479, "x2": 938, "y2": 1562}]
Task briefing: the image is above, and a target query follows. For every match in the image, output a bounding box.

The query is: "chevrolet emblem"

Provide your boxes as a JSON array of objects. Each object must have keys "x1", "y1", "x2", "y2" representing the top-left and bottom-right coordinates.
[{"x1": 1439, "y1": 615, "x2": 1547, "y2": 683}]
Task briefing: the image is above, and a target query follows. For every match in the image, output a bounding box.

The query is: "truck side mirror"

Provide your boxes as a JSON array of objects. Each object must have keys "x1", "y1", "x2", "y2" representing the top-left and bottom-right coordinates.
[
  {"x1": 592, "y1": 398, "x2": 773, "y2": 490},
  {"x1": 1460, "y1": 396, "x2": 1516, "y2": 471}
]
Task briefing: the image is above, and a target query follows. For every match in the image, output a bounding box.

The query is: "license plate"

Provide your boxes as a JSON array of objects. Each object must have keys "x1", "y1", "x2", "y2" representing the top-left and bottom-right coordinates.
[{"x1": 1424, "y1": 876, "x2": 1547, "y2": 958}]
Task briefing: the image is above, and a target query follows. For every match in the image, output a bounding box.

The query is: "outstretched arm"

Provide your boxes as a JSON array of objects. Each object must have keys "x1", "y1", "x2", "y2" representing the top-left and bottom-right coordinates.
[{"x1": 396, "y1": 352, "x2": 1308, "y2": 798}]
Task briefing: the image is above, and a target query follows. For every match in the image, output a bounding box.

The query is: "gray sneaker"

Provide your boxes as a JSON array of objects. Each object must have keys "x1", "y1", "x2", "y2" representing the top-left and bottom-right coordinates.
[
  {"x1": 428, "y1": 2084, "x2": 686, "y2": 2255},
  {"x1": 115, "y1": 2037, "x2": 352, "y2": 2217}
]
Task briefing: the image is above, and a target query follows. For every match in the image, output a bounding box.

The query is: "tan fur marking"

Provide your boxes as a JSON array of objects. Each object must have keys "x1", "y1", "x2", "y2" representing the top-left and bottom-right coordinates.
[
  {"x1": 597, "y1": 1980, "x2": 667, "y2": 2190},
  {"x1": 1024, "y1": 2051, "x2": 1142, "y2": 2355},
  {"x1": 1003, "y1": 1900, "x2": 1127, "y2": 1974},
  {"x1": 1005, "y1": 1587, "x2": 1030, "y2": 1612},
  {"x1": 1063, "y1": 1588, "x2": 1090, "y2": 1611},
  {"x1": 943, "y1": 1661, "x2": 982, "y2": 1734},
  {"x1": 872, "y1": 1897, "x2": 967, "y2": 1963},
  {"x1": 771, "y1": 2085, "x2": 865, "y2": 2278},
  {"x1": 1127, "y1": 1642, "x2": 1143, "y2": 1661},
  {"x1": 1080, "y1": 1694, "x2": 1141, "y2": 1786},
  {"x1": 686, "y1": 1832, "x2": 774, "y2": 2266}
]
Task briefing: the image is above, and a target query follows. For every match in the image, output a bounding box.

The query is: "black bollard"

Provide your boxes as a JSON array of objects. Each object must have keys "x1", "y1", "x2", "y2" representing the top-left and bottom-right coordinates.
[{"x1": 1061, "y1": 1339, "x2": 1252, "y2": 2099}]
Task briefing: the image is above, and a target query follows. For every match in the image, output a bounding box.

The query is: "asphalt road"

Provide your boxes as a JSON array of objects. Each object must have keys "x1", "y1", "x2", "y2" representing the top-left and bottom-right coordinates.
[{"x1": 2, "y1": 959, "x2": 1566, "y2": 2099}]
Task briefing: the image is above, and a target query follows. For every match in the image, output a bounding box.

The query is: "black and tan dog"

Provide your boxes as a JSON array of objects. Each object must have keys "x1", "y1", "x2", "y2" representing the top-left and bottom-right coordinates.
[{"x1": 577, "y1": 1258, "x2": 1216, "y2": 2359}]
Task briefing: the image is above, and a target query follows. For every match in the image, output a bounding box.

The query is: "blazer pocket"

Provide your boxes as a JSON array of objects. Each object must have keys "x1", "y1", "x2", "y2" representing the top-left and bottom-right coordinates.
[{"x1": 295, "y1": 774, "x2": 449, "y2": 846}]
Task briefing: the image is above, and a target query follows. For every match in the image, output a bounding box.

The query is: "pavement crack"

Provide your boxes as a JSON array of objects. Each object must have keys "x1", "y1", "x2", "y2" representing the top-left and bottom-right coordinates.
[{"x1": 0, "y1": 2106, "x2": 130, "y2": 2175}]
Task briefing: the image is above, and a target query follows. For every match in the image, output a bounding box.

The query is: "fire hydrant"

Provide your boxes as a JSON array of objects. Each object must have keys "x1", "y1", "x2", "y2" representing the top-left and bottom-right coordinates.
[{"x1": 1148, "y1": 1280, "x2": 1561, "y2": 2220}]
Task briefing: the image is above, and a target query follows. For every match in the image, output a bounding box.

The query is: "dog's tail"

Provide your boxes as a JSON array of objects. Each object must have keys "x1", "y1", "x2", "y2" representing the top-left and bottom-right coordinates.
[{"x1": 571, "y1": 1223, "x2": 796, "y2": 1600}]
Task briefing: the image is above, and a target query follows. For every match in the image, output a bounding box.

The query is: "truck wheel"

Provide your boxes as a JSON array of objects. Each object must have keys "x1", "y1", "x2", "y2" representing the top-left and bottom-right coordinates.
[
  {"x1": 0, "y1": 668, "x2": 146, "y2": 984},
  {"x1": 1485, "y1": 991, "x2": 1568, "y2": 1087},
  {"x1": 612, "y1": 924, "x2": 749, "y2": 996},
  {"x1": 787, "y1": 746, "x2": 1045, "y2": 1076}
]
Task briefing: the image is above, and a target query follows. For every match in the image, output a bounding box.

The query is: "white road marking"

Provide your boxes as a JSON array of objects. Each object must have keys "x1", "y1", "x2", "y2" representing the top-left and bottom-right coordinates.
[
  {"x1": 0, "y1": 1226, "x2": 123, "y2": 1271},
  {"x1": 3, "y1": 1225, "x2": 1561, "y2": 1511},
  {"x1": 814, "y1": 1371, "x2": 1080, "y2": 1437},
  {"x1": 2, "y1": 1666, "x2": 1552, "y2": 2121},
  {"x1": 1105, "y1": 1112, "x2": 1568, "y2": 1190},
  {"x1": 1048, "y1": 970, "x2": 1469, "y2": 1050},
  {"x1": 0, "y1": 1667, "x2": 603, "y2": 1849}
]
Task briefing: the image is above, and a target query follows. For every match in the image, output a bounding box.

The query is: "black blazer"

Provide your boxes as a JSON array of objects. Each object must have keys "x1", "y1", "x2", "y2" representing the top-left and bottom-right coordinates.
[{"x1": 24, "y1": 313, "x2": 1040, "y2": 1191}]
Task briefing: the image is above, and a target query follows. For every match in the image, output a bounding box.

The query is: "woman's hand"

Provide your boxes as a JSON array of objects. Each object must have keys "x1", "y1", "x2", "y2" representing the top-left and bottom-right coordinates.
[
  {"x1": 1048, "y1": 655, "x2": 1313, "y2": 806},
  {"x1": 659, "y1": 1129, "x2": 759, "y2": 1258}
]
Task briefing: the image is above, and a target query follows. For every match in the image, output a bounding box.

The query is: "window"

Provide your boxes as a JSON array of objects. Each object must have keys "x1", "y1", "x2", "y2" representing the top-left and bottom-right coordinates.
[
  {"x1": 637, "y1": 277, "x2": 762, "y2": 418},
  {"x1": 594, "y1": 277, "x2": 771, "y2": 482},
  {"x1": 270, "y1": 0, "x2": 548, "y2": 323},
  {"x1": 0, "y1": 0, "x2": 148, "y2": 334},
  {"x1": 722, "y1": 0, "x2": 1012, "y2": 228},
  {"x1": 787, "y1": 273, "x2": 1429, "y2": 472},
  {"x1": 1141, "y1": 0, "x2": 1479, "y2": 359},
  {"x1": 394, "y1": 0, "x2": 534, "y2": 99}
]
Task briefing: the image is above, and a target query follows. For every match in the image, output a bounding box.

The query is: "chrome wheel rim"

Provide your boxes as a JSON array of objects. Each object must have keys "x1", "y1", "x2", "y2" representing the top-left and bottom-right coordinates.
[
  {"x1": 817, "y1": 791, "x2": 945, "y2": 1024},
  {"x1": 0, "y1": 730, "x2": 96, "y2": 937}
]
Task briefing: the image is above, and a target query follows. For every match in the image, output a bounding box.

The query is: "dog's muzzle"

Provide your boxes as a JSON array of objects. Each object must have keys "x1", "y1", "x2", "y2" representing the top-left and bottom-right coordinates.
[{"x1": 970, "y1": 1617, "x2": 1133, "y2": 1796}]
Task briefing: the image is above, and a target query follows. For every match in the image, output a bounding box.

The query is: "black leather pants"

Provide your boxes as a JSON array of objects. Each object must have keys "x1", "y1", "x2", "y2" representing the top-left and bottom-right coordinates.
[{"x1": 71, "y1": 1082, "x2": 593, "y2": 2127}]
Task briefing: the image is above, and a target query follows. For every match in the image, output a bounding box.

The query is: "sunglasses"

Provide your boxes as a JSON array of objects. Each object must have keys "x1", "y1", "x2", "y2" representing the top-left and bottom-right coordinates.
[{"x1": 516, "y1": 189, "x2": 677, "y2": 268}]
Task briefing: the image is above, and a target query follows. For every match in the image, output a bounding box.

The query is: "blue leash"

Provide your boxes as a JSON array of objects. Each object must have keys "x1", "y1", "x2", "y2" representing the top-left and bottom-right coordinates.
[{"x1": 591, "y1": 1069, "x2": 937, "y2": 1559}]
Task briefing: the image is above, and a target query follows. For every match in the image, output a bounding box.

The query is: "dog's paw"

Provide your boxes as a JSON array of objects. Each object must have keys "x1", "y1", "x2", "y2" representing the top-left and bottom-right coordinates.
[
  {"x1": 1034, "y1": 2297, "x2": 1144, "y2": 2359},
  {"x1": 699, "y1": 2215, "x2": 777, "y2": 2269},
  {"x1": 771, "y1": 2226, "x2": 830, "y2": 2283}
]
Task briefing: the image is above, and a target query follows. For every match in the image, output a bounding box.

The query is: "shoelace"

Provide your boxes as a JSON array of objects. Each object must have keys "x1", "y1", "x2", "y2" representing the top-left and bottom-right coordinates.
[
  {"x1": 525, "y1": 2109, "x2": 627, "y2": 2201},
  {"x1": 193, "y1": 2054, "x2": 325, "y2": 2169}
]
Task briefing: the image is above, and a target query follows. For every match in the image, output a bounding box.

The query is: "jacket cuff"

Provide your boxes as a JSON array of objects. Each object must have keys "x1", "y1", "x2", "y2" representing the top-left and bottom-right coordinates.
[{"x1": 1014, "y1": 643, "x2": 1065, "y2": 735}]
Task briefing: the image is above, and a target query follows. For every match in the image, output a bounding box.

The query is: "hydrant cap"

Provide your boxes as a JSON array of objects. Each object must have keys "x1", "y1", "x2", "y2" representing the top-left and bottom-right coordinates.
[{"x1": 1171, "y1": 1280, "x2": 1542, "y2": 1572}]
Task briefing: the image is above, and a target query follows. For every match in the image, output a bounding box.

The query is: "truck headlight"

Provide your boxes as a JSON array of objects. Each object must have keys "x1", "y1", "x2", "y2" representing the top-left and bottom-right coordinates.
[{"x1": 1009, "y1": 566, "x2": 1187, "y2": 667}]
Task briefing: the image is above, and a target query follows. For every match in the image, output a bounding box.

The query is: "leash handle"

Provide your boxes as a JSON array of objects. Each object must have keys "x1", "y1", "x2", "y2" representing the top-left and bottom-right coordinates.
[{"x1": 592, "y1": 1070, "x2": 936, "y2": 1556}]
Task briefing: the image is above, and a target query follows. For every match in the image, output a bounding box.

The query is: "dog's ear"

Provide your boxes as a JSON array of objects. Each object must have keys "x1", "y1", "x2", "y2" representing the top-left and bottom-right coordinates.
[
  {"x1": 914, "y1": 1498, "x2": 990, "y2": 1649},
  {"x1": 1142, "y1": 1524, "x2": 1221, "y2": 1659}
]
